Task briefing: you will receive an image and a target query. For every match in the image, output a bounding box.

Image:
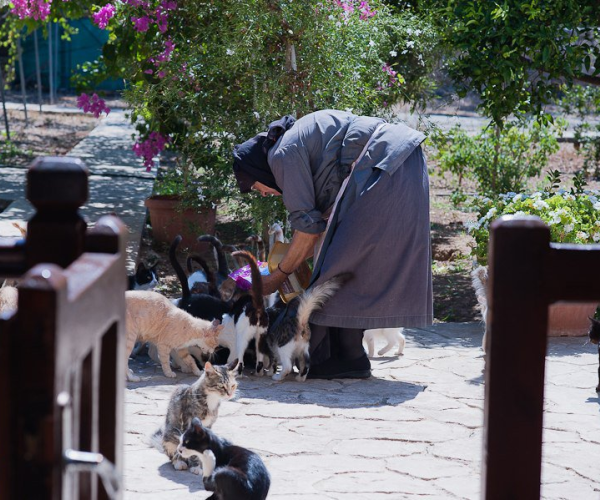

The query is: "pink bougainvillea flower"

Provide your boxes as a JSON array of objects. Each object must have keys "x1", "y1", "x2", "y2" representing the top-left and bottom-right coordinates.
[
  {"x1": 11, "y1": 0, "x2": 52, "y2": 21},
  {"x1": 92, "y1": 3, "x2": 116, "y2": 30},
  {"x1": 77, "y1": 93, "x2": 111, "y2": 119},
  {"x1": 132, "y1": 15, "x2": 152, "y2": 32},
  {"x1": 359, "y1": 1, "x2": 376, "y2": 20},
  {"x1": 132, "y1": 132, "x2": 170, "y2": 171}
]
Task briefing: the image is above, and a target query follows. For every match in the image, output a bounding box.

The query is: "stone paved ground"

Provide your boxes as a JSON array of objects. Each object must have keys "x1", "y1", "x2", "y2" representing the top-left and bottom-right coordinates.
[{"x1": 123, "y1": 323, "x2": 600, "y2": 500}]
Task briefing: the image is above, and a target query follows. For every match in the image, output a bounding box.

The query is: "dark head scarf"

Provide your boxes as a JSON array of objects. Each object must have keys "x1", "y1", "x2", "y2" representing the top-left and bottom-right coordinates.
[{"x1": 232, "y1": 115, "x2": 296, "y2": 194}]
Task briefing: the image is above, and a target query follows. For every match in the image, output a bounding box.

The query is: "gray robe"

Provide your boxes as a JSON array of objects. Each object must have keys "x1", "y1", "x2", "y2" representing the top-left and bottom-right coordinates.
[{"x1": 268, "y1": 109, "x2": 432, "y2": 329}]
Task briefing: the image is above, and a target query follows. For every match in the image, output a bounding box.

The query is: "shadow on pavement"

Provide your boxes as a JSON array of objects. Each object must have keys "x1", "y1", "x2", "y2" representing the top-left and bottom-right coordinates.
[
  {"x1": 157, "y1": 462, "x2": 205, "y2": 494},
  {"x1": 235, "y1": 375, "x2": 425, "y2": 409},
  {"x1": 128, "y1": 354, "x2": 425, "y2": 409}
]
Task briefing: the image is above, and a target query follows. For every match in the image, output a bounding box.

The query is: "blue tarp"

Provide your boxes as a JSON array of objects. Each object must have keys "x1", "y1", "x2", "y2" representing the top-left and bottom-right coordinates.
[{"x1": 19, "y1": 19, "x2": 123, "y2": 92}]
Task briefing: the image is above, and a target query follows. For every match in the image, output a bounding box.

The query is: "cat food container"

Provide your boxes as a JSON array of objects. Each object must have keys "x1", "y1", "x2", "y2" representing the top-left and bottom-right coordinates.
[
  {"x1": 267, "y1": 241, "x2": 312, "y2": 303},
  {"x1": 228, "y1": 261, "x2": 270, "y2": 290}
]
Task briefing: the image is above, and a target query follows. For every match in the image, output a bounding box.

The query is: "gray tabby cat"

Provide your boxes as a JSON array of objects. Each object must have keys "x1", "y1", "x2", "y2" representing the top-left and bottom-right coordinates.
[{"x1": 151, "y1": 359, "x2": 239, "y2": 473}]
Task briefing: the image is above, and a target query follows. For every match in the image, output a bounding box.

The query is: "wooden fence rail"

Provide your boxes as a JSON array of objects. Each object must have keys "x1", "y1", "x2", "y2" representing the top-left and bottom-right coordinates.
[{"x1": 0, "y1": 157, "x2": 127, "y2": 500}]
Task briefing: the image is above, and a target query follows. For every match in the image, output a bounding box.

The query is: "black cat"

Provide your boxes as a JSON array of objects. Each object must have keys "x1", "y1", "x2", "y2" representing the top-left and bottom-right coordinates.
[
  {"x1": 588, "y1": 317, "x2": 600, "y2": 392},
  {"x1": 177, "y1": 417, "x2": 270, "y2": 500}
]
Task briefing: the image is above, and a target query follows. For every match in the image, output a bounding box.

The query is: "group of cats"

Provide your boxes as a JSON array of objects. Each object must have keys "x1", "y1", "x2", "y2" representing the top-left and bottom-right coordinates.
[
  {"x1": 471, "y1": 265, "x2": 600, "y2": 393},
  {"x1": 125, "y1": 227, "x2": 408, "y2": 498}
]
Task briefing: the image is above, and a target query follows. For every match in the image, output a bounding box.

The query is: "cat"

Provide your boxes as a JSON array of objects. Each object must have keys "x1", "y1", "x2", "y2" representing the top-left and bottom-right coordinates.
[
  {"x1": 364, "y1": 328, "x2": 406, "y2": 357},
  {"x1": 471, "y1": 265, "x2": 489, "y2": 352},
  {"x1": 587, "y1": 317, "x2": 600, "y2": 392},
  {"x1": 170, "y1": 235, "x2": 231, "y2": 321},
  {"x1": 177, "y1": 417, "x2": 270, "y2": 500},
  {"x1": 0, "y1": 282, "x2": 18, "y2": 316},
  {"x1": 258, "y1": 273, "x2": 351, "y2": 382},
  {"x1": 228, "y1": 250, "x2": 269, "y2": 374},
  {"x1": 268, "y1": 221, "x2": 286, "y2": 252},
  {"x1": 186, "y1": 254, "x2": 209, "y2": 294},
  {"x1": 187, "y1": 254, "x2": 221, "y2": 298},
  {"x1": 125, "y1": 290, "x2": 222, "y2": 381},
  {"x1": 195, "y1": 235, "x2": 248, "y2": 303},
  {"x1": 198, "y1": 234, "x2": 231, "y2": 288},
  {"x1": 151, "y1": 359, "x2": 239, "y2": 474},
  {"x1": 245, "y1": 234, "x2": 266, "y2": 262},
  {"x1": 127, "y1": 261, "x2": 159, "y2": 291}
]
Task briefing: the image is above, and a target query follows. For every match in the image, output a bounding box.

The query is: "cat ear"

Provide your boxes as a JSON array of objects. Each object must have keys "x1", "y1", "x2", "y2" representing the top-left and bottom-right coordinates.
[
  {"x1": 227, "y1": 359, "x2": 239, "y2": 372},
  {"x1": 211, "y1": 319, "x2": 221, "y2": 327},
  {"x1": 204, "y1": 361, "x2": 214, "y2": 373},
  {"x1": 191, "y1": 417, "x2": 204, "y2": 432}
]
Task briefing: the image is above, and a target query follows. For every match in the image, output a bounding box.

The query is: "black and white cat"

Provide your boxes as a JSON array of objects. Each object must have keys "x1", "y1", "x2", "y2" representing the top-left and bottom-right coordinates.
[
  {"x1": 127, "y1": 261, "x2": 158, "y2": 291},
  {"x1": 198, "y1": 234, "x2": 231, "y2": 288},
  {"x1": 228, "y1": 251, "x2": 269, "y2": 374},
  {"x1": 587, "y1": 317, "x2": 600, "y2": 392},
  {"x1": 257, "y1": 273, "x2": 351, "y2": 382},
  {"x1": 151, "y1": 359, "x2": 239, "y2": 473},
  {"x1": 187, "y1": 254, "x2": 221, "y2": 298},
  {"x1": 170, "y1": 235, "x2": 231, "y2": 321},
  {"x1": 177, "y1": 417, "x2": 270, "y2": 500}
]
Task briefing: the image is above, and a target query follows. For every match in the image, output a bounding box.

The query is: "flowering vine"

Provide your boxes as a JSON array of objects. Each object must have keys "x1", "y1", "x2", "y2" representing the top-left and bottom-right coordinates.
[
  {"x1": 77, "y1": 93, "x2": 111, "y2": 118},
  {"x1": 132, "y1": 132, "x2": 170, "y2": 171}
]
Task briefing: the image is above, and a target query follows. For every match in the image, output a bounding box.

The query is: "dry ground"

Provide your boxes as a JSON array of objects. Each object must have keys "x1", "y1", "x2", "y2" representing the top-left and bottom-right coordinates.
[{"x1": 1, "y1": 107, "x2": 100, "y2": 165}]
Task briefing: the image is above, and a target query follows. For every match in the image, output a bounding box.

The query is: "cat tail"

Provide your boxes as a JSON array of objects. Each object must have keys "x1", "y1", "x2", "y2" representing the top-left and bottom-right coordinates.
[
  {"x1": 232, "y1": 250, "x2": 265, "y2": 315},
  {"x1": 169, "y1": 235, "x2": 191, "y2": 299},
  {"x1": 223, "y1": 244, "x2": 245, "y2": 269},
  {"x1": 198, "y1": 235, "x2": 230, "y2": 279},
  {"x1": 187, "y1": 254, "x2": 218, "y2": 296},
  {"x1": 245, "y1": 234, "x2": 266, "y2": 262},
  {"x1": 148, "y1": 427, "x2": 165, "y2": 452},
  {"x1": 297, "y1": 273, "x2": 353, "y2": 339}
]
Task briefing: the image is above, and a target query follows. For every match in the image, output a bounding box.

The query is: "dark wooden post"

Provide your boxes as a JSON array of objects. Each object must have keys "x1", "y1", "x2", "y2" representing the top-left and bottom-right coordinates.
[
  {"x1": 26, "y1": 156, "x2": 88, "y2": 269},
  {"x1": 483, "y1": 216, "x2": 550, "y2": 499},
  {"x1": 0, "y1": 157, "x2": 127, "y2": 500},
  {"x1": 483, "y1": 216, "x2": 600, "y2": 499}
]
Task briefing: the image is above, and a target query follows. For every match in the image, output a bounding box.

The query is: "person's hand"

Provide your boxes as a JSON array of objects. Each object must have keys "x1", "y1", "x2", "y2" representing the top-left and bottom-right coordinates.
[{"x1": 261, "y1": 268, "x2": 287, "y2": 295}]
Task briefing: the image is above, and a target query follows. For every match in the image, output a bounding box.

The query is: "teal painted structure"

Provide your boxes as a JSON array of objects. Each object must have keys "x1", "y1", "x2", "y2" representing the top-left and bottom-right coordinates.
[{"x1": 19, "y1": 18, "x2": 123, "y2": 92}]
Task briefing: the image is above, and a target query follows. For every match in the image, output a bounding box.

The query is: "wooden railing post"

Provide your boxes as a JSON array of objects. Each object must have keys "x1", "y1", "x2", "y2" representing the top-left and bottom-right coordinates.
[
  {"x1": 26, "y1": 156, "x2": 88, "y2": 269},
  {"x1": 483, "y1": 216, "x2": 550, "y2": 499}
]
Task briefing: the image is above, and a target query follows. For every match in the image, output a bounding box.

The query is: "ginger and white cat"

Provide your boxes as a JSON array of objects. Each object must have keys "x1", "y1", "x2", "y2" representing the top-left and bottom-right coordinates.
[{"x1": 125, "y1": 290, "x2": 222, "y2": 381}]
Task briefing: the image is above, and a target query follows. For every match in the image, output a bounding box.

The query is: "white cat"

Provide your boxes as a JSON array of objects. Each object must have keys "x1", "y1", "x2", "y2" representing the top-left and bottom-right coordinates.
[
  {"x1": 471, "y1": 265, "x2": 489, "y2": 352},
  {"x1": 364, "y1": 328, "x2": 406, "y2": 357}
]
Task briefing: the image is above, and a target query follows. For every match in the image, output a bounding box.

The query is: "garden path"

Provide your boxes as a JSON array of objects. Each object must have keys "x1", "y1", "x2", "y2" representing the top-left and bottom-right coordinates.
[
  {"x1": 124, "y1": 323, "x2": 599, "y2": 499},
  {"x1": 0, "y1": 106, "x2": 154, "y2": 271}
]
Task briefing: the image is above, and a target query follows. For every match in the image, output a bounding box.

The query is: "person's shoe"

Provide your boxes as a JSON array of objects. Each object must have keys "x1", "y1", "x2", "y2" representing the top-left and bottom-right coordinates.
[{"x1": 307, "y1": 353, "x2": 371, "y2": 380}]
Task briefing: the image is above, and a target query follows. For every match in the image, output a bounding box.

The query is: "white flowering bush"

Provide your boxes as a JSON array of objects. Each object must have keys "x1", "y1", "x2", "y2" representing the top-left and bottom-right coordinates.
[{"x1": 468, "y1": 177, "x2": 600, "y2": 264}]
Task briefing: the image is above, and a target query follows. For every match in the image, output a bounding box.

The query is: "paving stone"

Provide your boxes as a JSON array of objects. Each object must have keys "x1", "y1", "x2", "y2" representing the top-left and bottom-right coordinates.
[{"x1": 123, "y1": 322, "x2": 600, "y2": 498}]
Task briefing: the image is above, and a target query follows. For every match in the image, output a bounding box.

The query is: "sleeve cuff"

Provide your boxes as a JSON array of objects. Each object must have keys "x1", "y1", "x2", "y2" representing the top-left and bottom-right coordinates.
[{"x1": 288, "y1": 210, "x2": 327, "y2": 234}]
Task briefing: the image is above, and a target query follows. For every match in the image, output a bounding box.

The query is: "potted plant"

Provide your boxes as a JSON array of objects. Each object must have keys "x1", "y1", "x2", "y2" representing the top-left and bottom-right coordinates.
[
  {"x1": 467, "y1": 171, "x2": 600, "y2": 336},
  {"x1": 144, "y1": 155, "x2": 222, "y2": 252}
]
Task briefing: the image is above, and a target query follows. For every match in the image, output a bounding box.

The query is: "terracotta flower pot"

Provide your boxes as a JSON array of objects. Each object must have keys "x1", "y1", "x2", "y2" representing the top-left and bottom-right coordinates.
[
  {"x1": 145, "y1": 195, "x2": 216, "y2": 252},
  {"x1": 548, "y1": 302, "x2": 598, "y2": 337}
]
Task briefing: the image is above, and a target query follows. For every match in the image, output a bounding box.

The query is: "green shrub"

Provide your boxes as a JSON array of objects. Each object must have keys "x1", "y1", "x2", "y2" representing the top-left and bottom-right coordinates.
[
  {"x1": 467, "y1": 173, "x2": 600, "y2": 264},
  {"x1": 430, "y1": 120, "x2": 565, "y2": 196}
]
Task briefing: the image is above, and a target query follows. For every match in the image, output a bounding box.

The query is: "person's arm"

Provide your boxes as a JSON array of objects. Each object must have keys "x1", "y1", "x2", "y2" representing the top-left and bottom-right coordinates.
[{"x1": 262, "y1": 229, "x2": 321, "y2": 295}]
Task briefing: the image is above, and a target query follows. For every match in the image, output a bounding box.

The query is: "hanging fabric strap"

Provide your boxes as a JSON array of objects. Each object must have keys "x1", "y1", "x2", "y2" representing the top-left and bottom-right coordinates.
[{"x1": 312, "y1": 122, "x2": 386, "y2": 267}]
